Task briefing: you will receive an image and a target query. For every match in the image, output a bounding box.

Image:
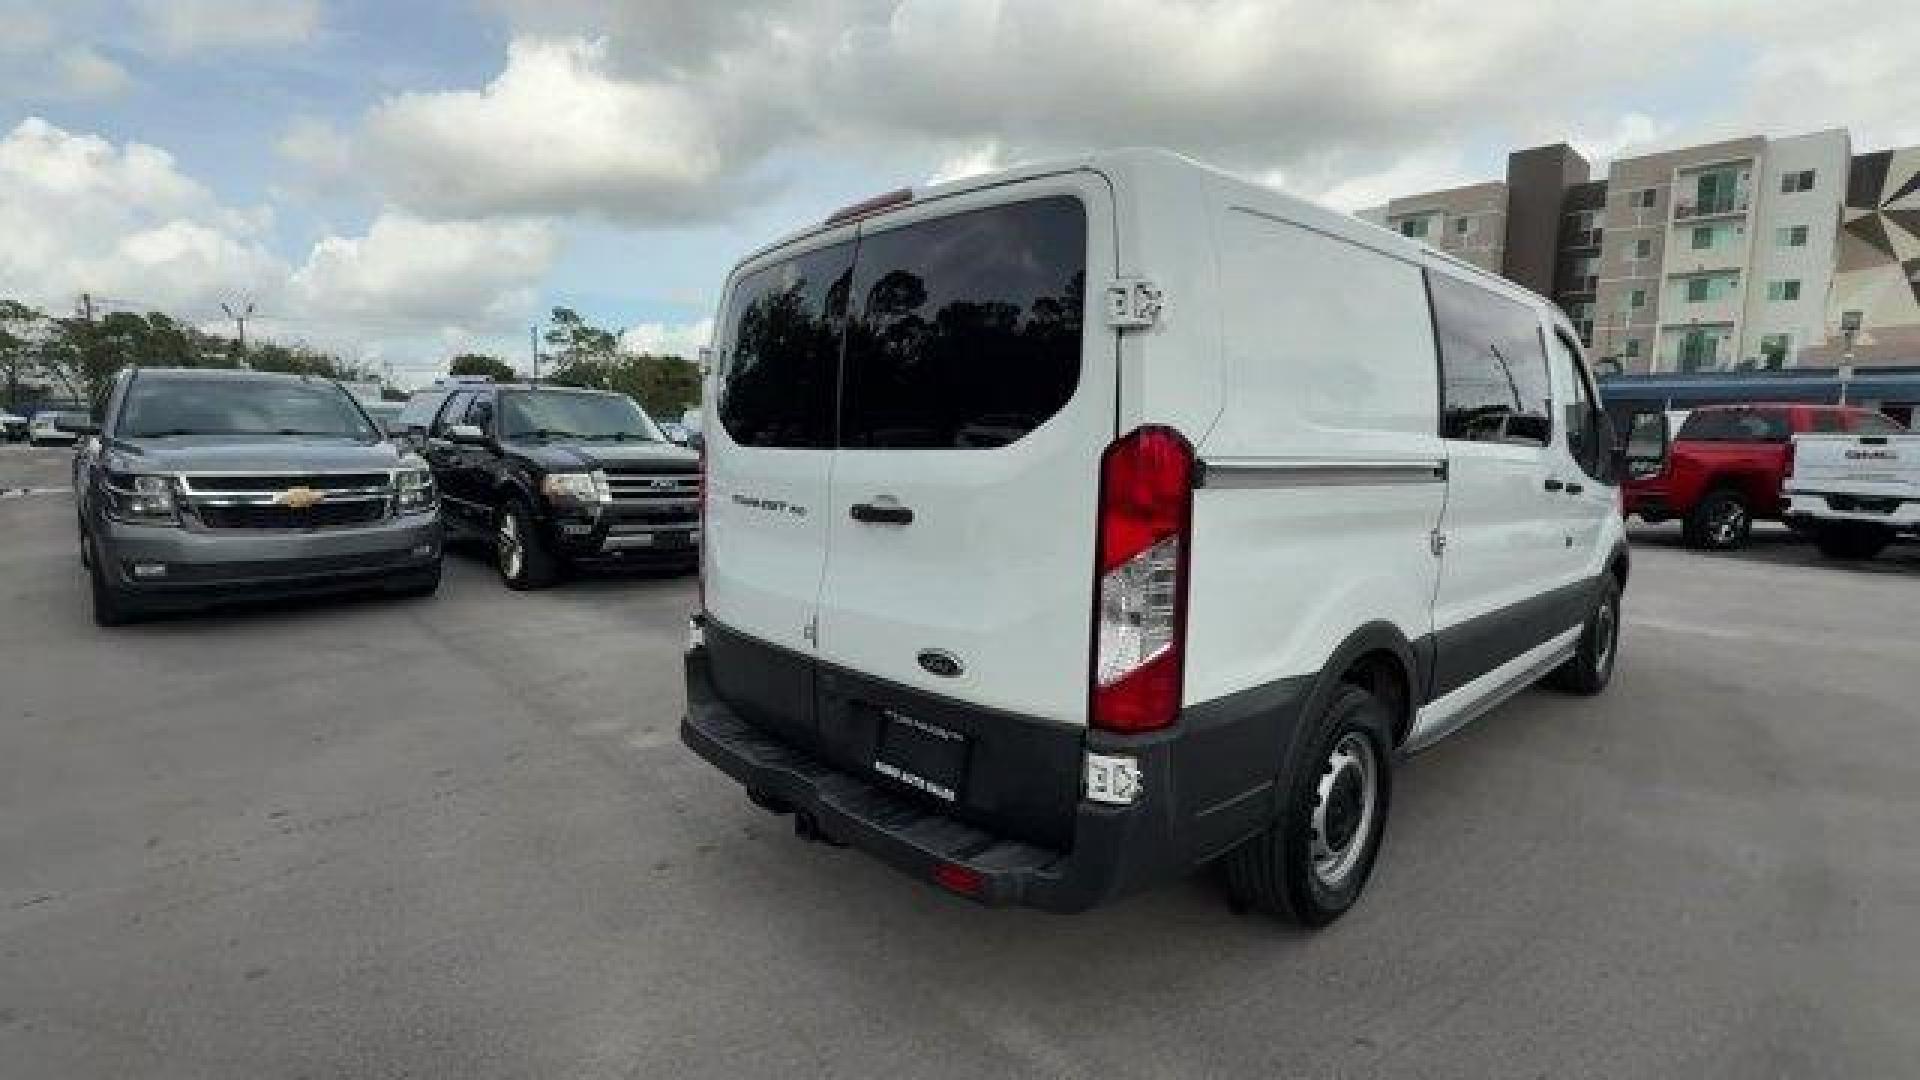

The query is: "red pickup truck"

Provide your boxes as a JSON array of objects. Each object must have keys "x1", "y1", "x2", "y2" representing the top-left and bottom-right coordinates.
[{"x1": 1625, "y1": 402, "x2": 1905, "y2": 549}]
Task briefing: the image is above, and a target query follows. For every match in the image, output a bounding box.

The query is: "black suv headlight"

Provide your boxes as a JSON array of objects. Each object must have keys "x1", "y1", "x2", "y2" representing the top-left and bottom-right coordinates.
[
  {"x1": 102, "y1": 472, "x2": 181, "y2": 526},
  {"x1": 395, "y1": 467, "x2": 436, "y2": 514}
]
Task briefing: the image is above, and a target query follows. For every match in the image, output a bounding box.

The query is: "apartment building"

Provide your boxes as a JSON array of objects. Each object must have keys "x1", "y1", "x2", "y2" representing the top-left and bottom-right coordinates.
[{"x1": 1372, "y1": 127, "x2": 1920, "y2": 373}]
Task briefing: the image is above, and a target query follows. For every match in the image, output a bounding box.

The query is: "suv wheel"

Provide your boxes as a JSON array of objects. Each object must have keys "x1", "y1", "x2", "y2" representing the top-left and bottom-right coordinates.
[
  {"x1": 495, "y1": 501, "x2": 558, "y2": 590},
  {"x1": 1224, "y1": 683, "x2": 1392, "y2": 927},
  {"x1": 1550, "y1": 574, "x2": 1620, "y2": 695},
  {"x1": 1814, "y1": 523, "x2": 1893, "y2": 561},
  {"x1": 1684, "y1": 489, "x2": 1750, "y2": 550}
]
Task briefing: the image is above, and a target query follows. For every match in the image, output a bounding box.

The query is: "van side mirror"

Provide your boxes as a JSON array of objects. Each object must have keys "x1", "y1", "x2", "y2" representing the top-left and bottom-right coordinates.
[{"x1": 448, "y1": 423, "x2": 487, "y2": 445}]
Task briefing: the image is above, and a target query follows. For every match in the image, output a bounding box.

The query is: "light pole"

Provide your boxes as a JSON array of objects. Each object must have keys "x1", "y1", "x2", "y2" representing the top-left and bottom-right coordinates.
[{"x1": 221, "y1": 300, "x2": 254, "y2": 366}]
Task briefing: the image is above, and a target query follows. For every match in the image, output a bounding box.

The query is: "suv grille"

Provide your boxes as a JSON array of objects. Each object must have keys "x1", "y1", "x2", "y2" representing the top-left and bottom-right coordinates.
[
  {"x1": 179, "y1": 473, "x2": 394, "y2": 531},
  {"x1": 197, "y1": 502, "x2": 388, "y2": 530},
  {"x1": 603, "y1": 467, "x2": 700, "y2": 504}
]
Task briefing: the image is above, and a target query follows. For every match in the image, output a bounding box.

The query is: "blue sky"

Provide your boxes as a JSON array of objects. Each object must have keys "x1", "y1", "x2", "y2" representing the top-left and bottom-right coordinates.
[{"x1": 3, "y1": 0, "x2": 1915, "y2": 386}]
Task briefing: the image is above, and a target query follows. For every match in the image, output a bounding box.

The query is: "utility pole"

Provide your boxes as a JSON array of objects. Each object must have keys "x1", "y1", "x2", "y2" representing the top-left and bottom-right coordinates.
[
  {"x1": 529, "y1": 325, "x2": 540, "y2": 384},
  {"x1": 221, "y1": 300, "x2": 254, "y2": 367}
]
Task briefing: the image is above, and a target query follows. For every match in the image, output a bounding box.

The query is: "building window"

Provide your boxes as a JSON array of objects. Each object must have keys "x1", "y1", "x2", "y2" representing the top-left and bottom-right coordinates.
[
  {"x1": 1454, "y1": 216, "x2": 1472, "y2": 236},
  {"x1": 1687, "y1": 277, "x2": 1710, "y2": 302},
  {"x1": 1759, "y1": 334, "x2": 1791, "y2": 369},
  {"x1": 1691, "y1": 226, "x2": 1714, "y2": 250},
  {"x1": 1624, "y1": 338, "x2": 1641, "y2": 359},
  {"x1": 1633, "y1": 238, "x2": 1652, "y2": 260},
  {"x1": 1775, "y1": 225, "x2": 1808, "y2": 248},
  {"x1": 1633, "y1": 188, "x2": 1657, "y2": 209},
  {"x1": 1629, "y1": 288, "x2": 1647, "y2": 310},
  {"x1": 1781, "y1": 169, "x2": 1816, "y2": 193},
  {"x1": 1767, "y1": 279, "x2": 1802, "y2": 302},
  {"x1": 1399, "y1": 218, "x2": 1429, "y2": 239}
]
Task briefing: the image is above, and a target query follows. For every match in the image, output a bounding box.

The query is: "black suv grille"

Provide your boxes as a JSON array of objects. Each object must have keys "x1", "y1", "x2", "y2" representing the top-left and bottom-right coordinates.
[
  {"x1": 603, "y1": 466, "x2": 700, "y2": 504},
  {"x1": 188, "y1": 473, "x2": 390, "y2": 492},
  {"x1": 197, "y1": 502, "x2": 388, "y2": 530}
]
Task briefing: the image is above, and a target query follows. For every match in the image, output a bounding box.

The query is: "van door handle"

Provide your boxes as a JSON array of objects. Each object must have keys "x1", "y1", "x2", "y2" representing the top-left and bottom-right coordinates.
[
  {"x1": 1544, "y1": 478, "x2": 1565, "y2": 492},
  {"x1": 850, "y1": 502, "x2": 913, "y2": 525},
  {"x1": 1564, "y1": 481, "x2": 1585, "y2": 495}
]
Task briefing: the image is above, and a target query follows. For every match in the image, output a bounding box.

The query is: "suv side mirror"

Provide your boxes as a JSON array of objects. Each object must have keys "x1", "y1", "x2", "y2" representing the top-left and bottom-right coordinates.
[
  {"x1": 56, "y1": 418, "x2": 100, "y2": 436},
  {"x1": 448, "y1": 423, "x2": 488, "y2": 445}
]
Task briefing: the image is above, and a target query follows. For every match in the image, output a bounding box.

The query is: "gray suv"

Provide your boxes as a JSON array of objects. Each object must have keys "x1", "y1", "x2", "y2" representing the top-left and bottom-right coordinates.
[{"x1": 71, "y1": 368, "x2": 443, "y2": 625}]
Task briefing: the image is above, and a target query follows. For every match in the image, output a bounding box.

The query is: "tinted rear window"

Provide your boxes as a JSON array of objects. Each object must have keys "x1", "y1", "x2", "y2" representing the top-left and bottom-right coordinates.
[
  {"x1": 840, "y1": 197, "x2": 1086, "y2": 449},
  {"x1": 717, "y1": 241, "x2": 854, "y2": 449},
  {"x1": 1678, "y1": 408, "x2": 1788, "y2": 442},
  {"x1": 1427, "y1": 272, "x2": 1553, "y2": 446},
  {"x1": 1852, "y1": 411, "x2": 1907, "y2": 434}
]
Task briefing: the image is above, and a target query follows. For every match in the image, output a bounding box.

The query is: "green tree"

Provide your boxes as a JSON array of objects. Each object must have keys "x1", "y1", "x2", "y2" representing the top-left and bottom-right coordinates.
[
  {"x1": 542, "y1": 306, "x2": 618, "y2": 368},
  {"x1": 449, "y1": 352, "x2": 516, "y2": 381},
  {"x1": 0, "y1": 299, "x2": 44, "y2": 410},
  {"x1": 540, "y1": 306, "x2": 699, "y2": 416}
]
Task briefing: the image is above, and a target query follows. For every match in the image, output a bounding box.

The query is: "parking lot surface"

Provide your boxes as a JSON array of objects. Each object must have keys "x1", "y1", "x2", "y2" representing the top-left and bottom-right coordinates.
[{"x1": 4, "y1": 442, "x2": 1919, "y2": 1079}]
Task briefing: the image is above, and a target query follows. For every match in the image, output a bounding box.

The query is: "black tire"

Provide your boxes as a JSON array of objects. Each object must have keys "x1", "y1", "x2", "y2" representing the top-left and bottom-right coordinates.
[
  {"x1": 1224, "y1": 683, "x2": 1393, "y2": 927},
  {"x1": 86, "y1": 533, "x2": 135, "y2": 627},
  {"x1": 1814, "y1": 523, "x2": 1893, "y2": 561},
  {"x1": 1550, "y1": 574, "x2": 1621, "y2": 695},
  {"x1": 494, "y1": 500, "x2": 559, "y2": 590},
  {"x1": 1683, "y1": 488, "x2": 1751, "y2": 550}
]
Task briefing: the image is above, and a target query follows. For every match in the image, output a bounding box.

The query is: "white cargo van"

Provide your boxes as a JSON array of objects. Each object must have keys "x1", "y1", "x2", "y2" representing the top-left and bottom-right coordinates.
[{"x1": 682, "y1": 150, "x2": 1628, "y2": 925}]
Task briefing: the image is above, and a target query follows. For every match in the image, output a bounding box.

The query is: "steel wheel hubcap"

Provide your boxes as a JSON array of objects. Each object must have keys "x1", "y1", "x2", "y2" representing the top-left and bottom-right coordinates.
[
  {"x1": 1311, "y1": 732, "x2": 1379, "y2": 889},
  {"x1": 497, "y1": 513, "x2": 523, "y2": 578}
]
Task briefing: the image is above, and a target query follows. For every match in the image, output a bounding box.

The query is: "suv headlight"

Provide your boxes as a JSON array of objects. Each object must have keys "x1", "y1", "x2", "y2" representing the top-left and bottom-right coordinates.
[
  {"x1": 103, "y1": 472, "x2": 179, "y2": 525},
  {"x1": 395, "y1": 467, "x2": 436, "y2": 514},
  {"x1": 541, "y1": 470, "x2": 610, "y2": 505}
]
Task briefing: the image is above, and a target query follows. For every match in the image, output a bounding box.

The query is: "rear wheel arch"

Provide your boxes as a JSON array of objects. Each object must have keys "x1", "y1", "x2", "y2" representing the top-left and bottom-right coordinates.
[
  {"x1": 1300, "y1": 622, "x2": 1422, "y2": 754},
  {"x1": 1608, "y1": 543, "x2": 1630, "y2": 590}
]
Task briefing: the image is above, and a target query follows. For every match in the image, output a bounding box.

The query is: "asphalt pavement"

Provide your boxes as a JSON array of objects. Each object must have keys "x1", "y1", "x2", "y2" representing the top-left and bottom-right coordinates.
[{"x1": 3, "y1": 442, "x2": 1918, "y2": 1079}]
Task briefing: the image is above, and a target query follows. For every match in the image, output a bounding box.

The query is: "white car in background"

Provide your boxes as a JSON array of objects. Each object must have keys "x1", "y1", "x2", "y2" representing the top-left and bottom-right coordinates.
[
  {"x1": 1, "y1": 411, "x2": 27, "y2": 442},
  {"x1": 29, "y1": 410, "x2": 88, "y2": 447}
]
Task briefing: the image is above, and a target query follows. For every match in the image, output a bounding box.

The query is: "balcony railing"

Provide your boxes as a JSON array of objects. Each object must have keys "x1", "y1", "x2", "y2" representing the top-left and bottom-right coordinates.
[{"x1": 1673, "y1": 195, "x2": 1749, "y2": 221}]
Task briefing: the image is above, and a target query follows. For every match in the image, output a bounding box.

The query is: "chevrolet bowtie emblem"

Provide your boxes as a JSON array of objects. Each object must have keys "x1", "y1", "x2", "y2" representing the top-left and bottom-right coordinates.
[{"x1": 277, "y1": 486, "x2": 323, "y2": 509}]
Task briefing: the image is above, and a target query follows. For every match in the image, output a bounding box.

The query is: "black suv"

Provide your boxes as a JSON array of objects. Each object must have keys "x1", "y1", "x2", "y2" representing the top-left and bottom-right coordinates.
[{"x1": 411, "y1": 383, "x2": 699, "y2": 588}]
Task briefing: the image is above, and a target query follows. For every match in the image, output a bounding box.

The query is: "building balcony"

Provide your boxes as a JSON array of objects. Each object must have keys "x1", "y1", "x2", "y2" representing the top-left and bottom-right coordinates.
[
  {"x1": 1672, "y1": 195, "x2": 1750, "y2": 221},
  {"x1": 1560, "y1": 226, "x2": 1603, "y2": 249},
  {"x1": 1557, "y1": 273, "x2": 1599, "y2": 296}
]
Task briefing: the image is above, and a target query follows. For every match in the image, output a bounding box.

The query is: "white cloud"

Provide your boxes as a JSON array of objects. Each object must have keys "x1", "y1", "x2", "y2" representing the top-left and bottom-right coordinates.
[
  {"x1": 54, "y1": 45, "x2": 131, "y2": 99},
  {"x1": 290, "y1": 212, "x2": 559, "y2": 325},
  {"x1": 0, "y1": 119, "x2": 557, "y2": 369},
  {"x1": 276, "y1": 116, "x2": 355, "y2": 189},
  {"x1": 622, "y1": 317, "x2": 713, "y2": 358},
  {"x1": 927, "y1": 142, "x2": 1005, "y2": 187},
  {"x1": 361, "y1": 36, "x2": 752, "y2": 222},
  {"x1": 137, "y1": 0, "x2": 321, "y2": 53}
]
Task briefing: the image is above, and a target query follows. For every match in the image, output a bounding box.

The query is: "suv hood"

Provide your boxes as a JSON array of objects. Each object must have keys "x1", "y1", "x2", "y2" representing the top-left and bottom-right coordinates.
[
  {"x1": 508, "y1": 440, "x2": 698, "y2": 472},
  {"x1": 107, "y1": 435, "x2": 419, "y2": 474}
]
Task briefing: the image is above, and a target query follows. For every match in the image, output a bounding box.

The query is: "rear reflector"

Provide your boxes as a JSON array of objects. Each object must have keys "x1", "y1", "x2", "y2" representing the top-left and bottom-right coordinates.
[
  {"x1": 1090, "y1": 426, "x2": 1195, "y2": 734},
  {"x1": 825, "y1": 187, "x2": 913, "y2": 225},
  {"x1": 933, "y1": 862, "x2": 984, "y2": 897}
]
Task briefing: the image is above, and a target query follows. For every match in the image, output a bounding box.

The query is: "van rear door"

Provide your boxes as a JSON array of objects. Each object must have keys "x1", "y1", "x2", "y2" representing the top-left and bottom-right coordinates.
[
  {"x1": 702, "y1": 229, "x2": 857, "y2": 743},
  {"x1": 815, "y1": 179, "x2": 1116, "y2": 730}
]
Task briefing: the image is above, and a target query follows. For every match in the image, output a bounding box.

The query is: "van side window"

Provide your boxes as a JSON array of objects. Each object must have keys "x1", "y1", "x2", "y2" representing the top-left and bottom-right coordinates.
[
  {"x1": 717, "y1": 241, "x2": 855, "y2": 449},
  {"x1": 1427, "y1": 272, "x2": 1552, "y2": 447},
  {"x1": 841, "y1": 197, "x2": 1086, "y2": 449}
]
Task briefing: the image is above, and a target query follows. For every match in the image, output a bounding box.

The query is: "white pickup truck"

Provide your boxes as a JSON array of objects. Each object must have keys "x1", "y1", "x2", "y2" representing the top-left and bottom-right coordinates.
[{"x1": 1785, "y1": 423, "x2": 1920, "y2": 559}]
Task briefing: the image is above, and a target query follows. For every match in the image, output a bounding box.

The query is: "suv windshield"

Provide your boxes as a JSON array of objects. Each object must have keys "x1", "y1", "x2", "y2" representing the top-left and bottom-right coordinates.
[
  {"x1": 499, "y1": 390, "x2": 659, "y2": 442},
  {"x1": 118, "y1": 378, "x2": 376, "y2": 439}
]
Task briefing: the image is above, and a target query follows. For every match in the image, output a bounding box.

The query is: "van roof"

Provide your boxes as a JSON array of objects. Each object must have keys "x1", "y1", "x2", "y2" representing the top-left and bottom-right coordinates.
[{"x1": 737, "y1": 147, "x2": 1554, "y2": 318}]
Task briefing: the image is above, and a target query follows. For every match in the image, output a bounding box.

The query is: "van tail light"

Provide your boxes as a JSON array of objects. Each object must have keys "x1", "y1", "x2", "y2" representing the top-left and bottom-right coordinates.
[{"x1": 1091, "y1": 426, "x2": 1195, "y2": 734}]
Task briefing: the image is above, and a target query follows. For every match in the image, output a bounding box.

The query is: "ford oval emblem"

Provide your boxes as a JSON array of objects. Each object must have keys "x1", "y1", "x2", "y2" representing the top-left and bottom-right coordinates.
[{"x1": 917, "y1": 649, "x2": 963, "y2": 678}]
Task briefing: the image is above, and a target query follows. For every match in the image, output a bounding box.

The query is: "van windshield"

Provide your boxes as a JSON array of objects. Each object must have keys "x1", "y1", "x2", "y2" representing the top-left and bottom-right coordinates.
[{"x1": 717, "y1": 195, "x2": 1087, "y2": 450}]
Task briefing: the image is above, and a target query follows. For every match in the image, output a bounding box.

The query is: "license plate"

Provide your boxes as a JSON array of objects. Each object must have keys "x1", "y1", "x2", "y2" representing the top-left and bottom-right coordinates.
[{"x1": 873, "y1": 710, "x2": 968, "y2": 802}]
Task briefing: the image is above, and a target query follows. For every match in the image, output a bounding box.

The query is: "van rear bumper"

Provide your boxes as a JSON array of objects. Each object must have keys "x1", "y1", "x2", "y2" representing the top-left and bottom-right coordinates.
[{"x1": 681, "y1": 640, "x2": 1309, "y2": 913}]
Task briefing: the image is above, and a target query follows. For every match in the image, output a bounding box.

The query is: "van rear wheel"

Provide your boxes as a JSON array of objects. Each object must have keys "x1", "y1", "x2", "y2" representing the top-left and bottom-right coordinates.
[
  {"x1": 1224, "y1": 683, "x2": 1392, "y2": 927},
  {"x1": 1549, "y1": 574, "x2": 1620, "y2": 695}
]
